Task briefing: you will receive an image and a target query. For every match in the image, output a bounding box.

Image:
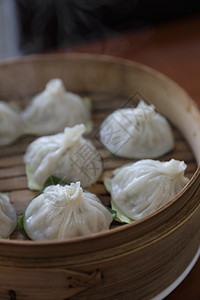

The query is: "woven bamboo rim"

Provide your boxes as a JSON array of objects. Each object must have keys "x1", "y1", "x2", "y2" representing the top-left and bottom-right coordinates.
[{"x1": 0, "y1": 54, "x2": 200, "y2": 299}]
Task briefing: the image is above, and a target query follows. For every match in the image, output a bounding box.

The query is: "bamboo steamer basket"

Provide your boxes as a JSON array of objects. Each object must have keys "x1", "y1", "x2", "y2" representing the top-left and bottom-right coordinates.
[{"x1": 0, "y1": 54, "x2": 200, "y2": 300}]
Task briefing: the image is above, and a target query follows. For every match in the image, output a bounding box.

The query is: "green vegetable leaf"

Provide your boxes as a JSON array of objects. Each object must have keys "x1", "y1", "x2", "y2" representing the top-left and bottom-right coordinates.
[
  {"x1": 25, "y1": 164, "x2": 42, "y2": 191},
  {"x1": 103, "y1": 178, "x2": 134, "y2": 224},
  {"x1": 113, "y1": 210, "x2": 134, "y2": 224},
  {"x1": 84, "y1": 120, "x2": 93, "y2": 134},
  {"x1": 82, "y1": 96, "x2": 92, "y2": 110},
  {"x1": 105, "y1": 204, "x2": 133, "y2": 224},
  {"x1": 103, "y1": 177, "x2": 112, "y2": 193},
  {"x1": 106, "y1": 206, "x2": 117, "y2": 219},
  {"x1": 18, "y1": 213, "x2": 30, "y2": 239},
  {"x1": 111, "y1": 201, "x2": 134, "y2": 224},
  {"x1": 106, "y1": 150, "x2": 114, "y2": 157},
  {"x1": 8, "y1": 101, "x2": 22, "y2": 113},
  {"x1": 36, "y1": 175, "x2": 70, "y2": 197},
  {"x1": 41, "y1": 175, "x2": 68, "y2": 190},
  {"x1": 26, "y1": 163, "x2": 70, "y2": 192},
  {"x1": 40, "y1": 175, "x2": 88, "y2": 193}
]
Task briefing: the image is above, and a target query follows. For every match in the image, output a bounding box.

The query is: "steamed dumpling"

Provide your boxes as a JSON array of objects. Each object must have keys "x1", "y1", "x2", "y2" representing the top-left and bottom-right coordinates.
[
  {"x1": 22, "y1": 78, "x2": 90, "y2": 135},
  {"x1": 23, "y1": 182, "x2": 113, "y2": 240},
  {"x1": 100, "y1": 100, "x2": 174, "y2": 159},
  {"x1": 109, "y1": 159, "x2": 189, "y2": 221},
  {"x1": 0, "y1": 101, "x2": 23, "y2": 146},
  {"x1": 24, "y1": 124, "x2": 102, "y2": 190},
  {"x1": 0, "y1": 193, "x2": 17, "y2": 238}
]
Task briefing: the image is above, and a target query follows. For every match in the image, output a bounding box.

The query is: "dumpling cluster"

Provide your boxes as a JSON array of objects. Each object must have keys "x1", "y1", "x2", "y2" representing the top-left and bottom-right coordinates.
[
  {"x1": 0, "y1": 101, "x2": 23, "y2": 146},
  {"x1": 108, "y1": 159, "x2": 189, "y2": 221},
  {"x1": 0, "y1": 84, "x2": 191, "y2": 239},
  {"x1": 0, "y1": 79, "x2": 91, "y2": 146},
  {"x1": 23, "y1": 182, "x2": 113, "y2": 240},
  {"x1": 100, "y1": 100, "x2": 174, "y2": 159},
  {"x1": 22, "y1": 78, "x2": 90, "y2": 135},
  {"x1": 24, "y1": 124, "x2": 102, "y2": 190},
  {"x1": 0, "y1": 193, "x2": 17, "y2": 238}
]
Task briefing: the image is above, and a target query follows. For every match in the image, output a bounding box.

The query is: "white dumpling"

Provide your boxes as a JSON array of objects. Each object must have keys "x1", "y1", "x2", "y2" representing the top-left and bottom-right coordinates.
[
  {"x1": 0, "y1": 193, "x2": 17, "y2": 238},
  {"x1": 22, "y1": 78, "x2": 90, "y2": 135},
  {"x1": 23, "y1": 182, "x2": 112, "y2": 240},
  {"x1": 100, "y1": 100, "x2": 174, "y2": 159},
  {"x1": 24, "y1": 124, "x2": 102, "y2": 190},
  {"x1": 109, "y1": 159, "x2": 189, "y2": 221},
  {"x1": 0, "y1": 101, "x2": 23, "y2": 146}
]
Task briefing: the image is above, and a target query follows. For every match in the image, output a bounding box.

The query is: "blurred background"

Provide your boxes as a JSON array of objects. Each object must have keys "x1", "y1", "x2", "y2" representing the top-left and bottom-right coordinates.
[{"x1": 0, "y1": 0, "x2": 200, "y2": 60}]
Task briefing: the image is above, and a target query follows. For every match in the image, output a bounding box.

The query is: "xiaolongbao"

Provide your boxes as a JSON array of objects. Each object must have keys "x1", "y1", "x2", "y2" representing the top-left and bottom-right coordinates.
[
  {"x1": 24, "y1": 124, "x2": 102, "y2": 190},
  {"x1": 108, "y1": 159, "x2": 189, "y2": 221},
  {"x1": 0, "y1": 192, "x2": 17, "y2": 238},
  {"x1": 0, "y1": 101, "x2": 23, "y2": 146},
  {"x1": 22, "y1": 78, "x2": 90, "y2": 135},
  {"x1": 100, "y1": 100, "x2": 174, "y2": 159},
  {"x1": 23, "y1": 182, "x2": 113, "y2": 240}
]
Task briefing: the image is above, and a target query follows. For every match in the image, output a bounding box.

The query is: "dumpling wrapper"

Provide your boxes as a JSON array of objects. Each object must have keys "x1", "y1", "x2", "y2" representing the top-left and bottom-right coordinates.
[
  {"x1": 109, "y1": 159, "x2": 189, "y2": 221},
  {"x1": 100, "y1": 100, "x2": 174, "y2": 159},
  {"x1": 0, "y1": 101, "x2": 23, "y2": 146},
  {"x1": 0, "y1": 193, "x2": 17, "y2": 238},
  {"x1": 24, "y1": 124, "x2": 103, "y2": 190},
  {"x1": 22, "y1": 78, "x2": 90, "y2": 135},
  {"x1": 23, "y1": 182, "x2": 113, "y2": 240}
]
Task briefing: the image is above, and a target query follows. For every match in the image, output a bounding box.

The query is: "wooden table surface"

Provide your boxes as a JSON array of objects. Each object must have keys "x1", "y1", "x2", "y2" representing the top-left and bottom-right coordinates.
[{"x1": 64, "y1": 15, "x2": 200, "y2": 300}]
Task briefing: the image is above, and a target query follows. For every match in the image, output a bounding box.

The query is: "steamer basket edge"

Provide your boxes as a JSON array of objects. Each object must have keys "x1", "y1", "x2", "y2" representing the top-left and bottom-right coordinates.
[{"x1": 0, "y1": 54, "x2": 200, "y2": 300}]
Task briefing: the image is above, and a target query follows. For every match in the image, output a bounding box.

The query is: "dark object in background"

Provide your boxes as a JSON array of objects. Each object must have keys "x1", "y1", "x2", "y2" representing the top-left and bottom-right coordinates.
[{"x1": 16, "y1": 0, "x2": 200, "y2": 54}]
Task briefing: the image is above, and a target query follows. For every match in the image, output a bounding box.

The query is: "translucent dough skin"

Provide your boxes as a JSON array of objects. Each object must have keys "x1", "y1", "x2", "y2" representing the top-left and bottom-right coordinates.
[
  {"x1": 21, "y1": 78, "x2": 90, "y2": 135},
  {"x1": 0, "y1": 193, "x2": 17, "y2": 238},
  {"x1": 0, "y1": 101, "x2": 23, "y2": 146},
  {"x1": 110, "y1": 159, "x2": 189, "y2": 220},
  {"x1": 24, "y1": 124, "x2": 103, "y2": 189},
  {"x1": 23, "y1": 182, "x2": 113, "y2": 240},
  {"x1": 100, "y1": 101, "x2": 174, "y2": 159}
]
